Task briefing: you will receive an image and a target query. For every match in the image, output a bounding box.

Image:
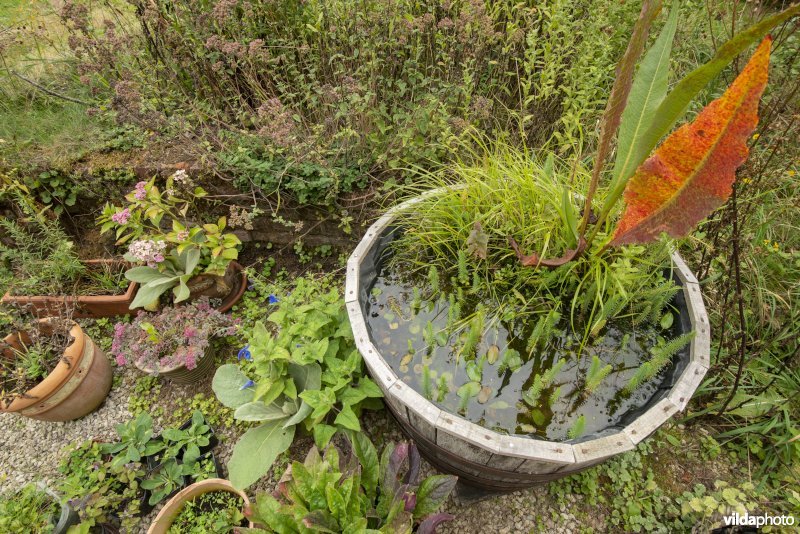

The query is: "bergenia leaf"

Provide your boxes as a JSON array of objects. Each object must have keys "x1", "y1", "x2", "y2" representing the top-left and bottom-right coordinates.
[
  {"x1": 610, "y1": 37, "x2": 771, "y2": 246},
  {"x1": 416, "y1": 513, "x2": 456, "y2": 534}
]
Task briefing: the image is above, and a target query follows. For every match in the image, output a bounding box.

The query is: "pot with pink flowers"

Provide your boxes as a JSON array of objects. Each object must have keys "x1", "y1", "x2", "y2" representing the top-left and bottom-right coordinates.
[
  {"x1": 98, "y1": 170, "x2": 247, "y2": 313},
  {"x1": 111, "y1": 298, "x2": 239, "y2": 384}
]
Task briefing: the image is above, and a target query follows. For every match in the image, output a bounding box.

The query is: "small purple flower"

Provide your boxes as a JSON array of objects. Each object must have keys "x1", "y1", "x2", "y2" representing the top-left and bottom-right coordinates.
[
  {"x1": 133, "y1": 181, "x2": 147, "y2": 200},
  {"x1": 111, "y1": 208, "x2": 130, "y2": 224},
  {"x1": 268, "y1": 294, "x2": 279, "y2": 304},
  {"x1": 240, "y1": 379, "x2": 255, "y2": 390},
  {"x1": 237, "y1": 345, "x2": 252, "y2": 361},
  {"x1": 247, "y1": 281, "x2": 256, "y2": 291},
  {"x1": 176, "y1": 230, "x2": 189, "y2": 241}
]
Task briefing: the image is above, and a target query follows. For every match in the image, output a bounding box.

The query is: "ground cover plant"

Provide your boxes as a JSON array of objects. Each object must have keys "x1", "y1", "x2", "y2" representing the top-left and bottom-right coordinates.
[
  {"x1": 0, "y1": 483, "x2": 60, "y2": 533},
  {"x1": 212, "y1": 275, "x2": 383, "y2": 490}
]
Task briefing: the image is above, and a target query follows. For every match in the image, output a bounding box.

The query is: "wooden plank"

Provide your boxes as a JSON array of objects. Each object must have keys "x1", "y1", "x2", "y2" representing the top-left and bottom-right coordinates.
[
  {"x1": 493, "y1": 434, "x2": 575, "y2": 465},
  {"x1": 344, "y1": 257, "x2": 360, "y2": 304},
  {"x1": 667, "y1": 360, "x2": 709, "y2": 411},
  {"x1": 571, "y1": 432, "x2": 635, "y2": 467},
  {"x1": 671, "y1": 252, "x2": 699, "y2": 285},
  {"x1": 683, "y1": 282, "x2": 711, "y2": 368},
  {"x1": 623, "y1": 398, "x2": 680, "y2": 444},
  {"x1": 435, "y1": 413, "x2": 497, "y2": 464},
  {"x1": 347, "y1": 301, "x2": 398, "y2": 392},
  {"x1": 389, "y1": 379, "x2": 441, "y2": 443}
]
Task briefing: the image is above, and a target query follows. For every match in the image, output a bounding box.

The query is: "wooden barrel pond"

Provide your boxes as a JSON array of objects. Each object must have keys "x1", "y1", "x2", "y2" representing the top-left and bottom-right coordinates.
[{"x1": 345, "y1": 193, "x2": 711, "y2": 492}]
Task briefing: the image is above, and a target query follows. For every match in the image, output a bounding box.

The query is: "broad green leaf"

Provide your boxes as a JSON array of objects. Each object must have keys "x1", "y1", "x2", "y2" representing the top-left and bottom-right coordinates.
[
  {"x1": 313, "y1": 424, "x2": 338, "y2": 449},
  {"x1": 334, "y1": 404, "x2": 361, "y2": 432},
  {"x1": 184, "y1": 247, "x2": 201, "y2": 274},
  {"x1": 124, "y1": 266, "x2": 166, "y2": 284},
  {"x1": 212, "y1": 364, "x2": 255, "y2": 409},
  {"x1": 129, "y1": 282, "x2": 170, "y2": 309},
  {"x1": 357, "y1": 378, "x2": 383, "y2": 398},
  {"x1": 289, "y1": 362, "x2": 322, "y2": 392},
  {"x1": 349, "y1": 431, "x2": 379, "y2": 501},
  {"x1": 414, "y1": 475, "x2": 458, "y2": 519},
  {"x1": 612, "y1": 2, "x2": 678, "y2": 190},
  {"x1": 228, "y1": 420, "x2": 295, "y2": 490},
  {"x1": 173, "y1": 279, "x2": 191, "y2": 302},
  {"x1": 283, "y1": 400, "x2": 312, "y2": 428},
  {"x1": 234, "y1": 401, "x2": 292, "y2": 422}
]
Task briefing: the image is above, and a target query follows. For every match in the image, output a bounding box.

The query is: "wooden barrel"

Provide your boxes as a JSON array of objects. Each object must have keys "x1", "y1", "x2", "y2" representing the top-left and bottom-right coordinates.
[{"x1": 345, "y1": 192, "x2": 711, "y2": 491}]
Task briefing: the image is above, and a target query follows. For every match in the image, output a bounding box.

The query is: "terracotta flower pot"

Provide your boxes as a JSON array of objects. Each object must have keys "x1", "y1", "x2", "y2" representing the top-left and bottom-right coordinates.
[
  {"x1": 1, "y1": 319, "x2": 113, "y2": 421},
  {"x1": 134, "y1": 347, "x2": 216, "y2": 386},
  {"x1": 187, "y1": 261, "x2": 248, "y2": 313},
  {"x1": 1, "y1": 259, "x2": 138, "y2": 319},
  {"x1": 147, "y1": 478, "x2": 252, "y2": 534}
]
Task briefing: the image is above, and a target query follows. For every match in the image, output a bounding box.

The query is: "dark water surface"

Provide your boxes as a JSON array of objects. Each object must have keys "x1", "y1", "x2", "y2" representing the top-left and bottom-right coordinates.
[{"x1": 366, "y1": 267, "x2": 674, "y2": 441}]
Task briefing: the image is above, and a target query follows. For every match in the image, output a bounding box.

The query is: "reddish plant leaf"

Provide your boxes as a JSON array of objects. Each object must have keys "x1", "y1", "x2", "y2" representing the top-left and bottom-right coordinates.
[
  {"x1": 509, "y1": 236, "x2": 587, "y2": 268},
  {"x1": 610, "y1": 37, "x2": 771, "y2": 246}
]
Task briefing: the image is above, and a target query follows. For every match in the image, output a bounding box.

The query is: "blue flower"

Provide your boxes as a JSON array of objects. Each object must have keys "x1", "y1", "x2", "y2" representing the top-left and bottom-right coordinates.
[
  {"x1": 239, "y1": 379, "x2": 255, "y2": 390},
  {"x1": 237, "y1": 345, "x2": 252, "y2": 361},
  {"x1": 268, "y1": 294, "x2": 279, "y2": 304},
  {"x1": 247, "y1": 281, "x2": 256, "y2": 291}
]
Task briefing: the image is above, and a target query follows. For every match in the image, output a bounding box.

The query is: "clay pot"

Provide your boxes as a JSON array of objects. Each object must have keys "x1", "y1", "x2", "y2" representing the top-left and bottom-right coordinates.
[
  {"x1": 1, "y1": 259, "x2": 138, "y2": 319},
  {"x1": 1, "y1": 319, "x2": 113, "y2": 421},
  {"x1": 146, "y1": 478, "x2": 252, "y2": 534},
  {"x1": 134, "y1": 348, "x2": 216, "y2": 386},
  {"x1": 187, "y1": 261, "x2": 247, "y2": 313}
]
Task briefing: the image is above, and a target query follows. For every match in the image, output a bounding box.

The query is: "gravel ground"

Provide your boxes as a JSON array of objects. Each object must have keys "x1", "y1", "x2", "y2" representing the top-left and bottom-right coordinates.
[{"x1": 0, "y1": 364, "x2": 585, "y2": 533}]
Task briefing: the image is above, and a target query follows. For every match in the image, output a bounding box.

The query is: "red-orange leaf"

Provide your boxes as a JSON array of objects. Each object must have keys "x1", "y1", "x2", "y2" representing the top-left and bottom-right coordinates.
[{"x1": 610, "y1": 37, "x2": 771, "y2": 246}]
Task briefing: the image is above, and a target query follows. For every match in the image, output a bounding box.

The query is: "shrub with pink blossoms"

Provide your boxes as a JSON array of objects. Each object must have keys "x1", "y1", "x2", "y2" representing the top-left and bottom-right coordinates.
[{"x1": 111, "y1": 297, "x2": 239, "y2": 374}]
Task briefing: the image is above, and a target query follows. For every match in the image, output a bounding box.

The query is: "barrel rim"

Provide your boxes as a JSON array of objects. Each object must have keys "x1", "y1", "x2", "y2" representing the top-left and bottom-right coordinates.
[{"x1": 346, "y1": 189, "x2": 711, "y2": 467}]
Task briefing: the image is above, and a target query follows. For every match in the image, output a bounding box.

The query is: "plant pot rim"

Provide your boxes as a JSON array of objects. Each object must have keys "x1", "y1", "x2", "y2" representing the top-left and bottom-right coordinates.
[
  {"x1": 146, "y1": 478, "x2": 252, "y2": 534},
  {"x1": 1, "y1": 319, "x2": 85, "y2": 413},
  {"x1": 215, "y1": 261, "x2": 247, "y2": 313},
  {"x1": 1, "y1": 258, "x2": 138, "y2": 309},
  {"x1": 345, "y1": 189, "x2": 711, "y2": 469}
]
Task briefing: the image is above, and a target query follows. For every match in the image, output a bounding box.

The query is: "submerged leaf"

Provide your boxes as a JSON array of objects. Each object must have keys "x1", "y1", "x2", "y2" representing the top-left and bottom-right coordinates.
[
  {"x1": 611, "y1": 37, "x2": 771, "y2": 246},
  {"x1": 466, "y1": 221, "x2": 489, "y2": 259}
]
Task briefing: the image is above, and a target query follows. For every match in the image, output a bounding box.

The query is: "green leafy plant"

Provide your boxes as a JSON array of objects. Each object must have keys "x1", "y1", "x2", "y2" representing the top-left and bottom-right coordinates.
[
  {"x1": 245, "y1": 433, "x2": 457, "y2": 533},
  {"x1": 161, "y1": 410, "x2": 213, "y2": 464},
  {"x1": 0, "y1": 313, "x2": 73, "y2": 407},
  {"x1": 141, "y1": 459, "x2": 186, "y2": 506},
  {"x1": 98, "y1": 171, "x2": 242, "y2": 307},
  {"x1": 0, "y1": 180, "x2": 85, "y2": 297},
  {"x1": 56, "y1": 440, "x2": 144, "y2": 531},
  {"x1": 100, "y1": 412, "x2": 165, "y2": 469},
  {"x1": 167, "y1": 490, "x2": 246, "y2": 533},
  {"x1": 212, "y1": 276, "x2": 383, "y2": 490},
  {"x1": 0, "y1": 484, "x2": 59, "y2": 534},
  {"x1": 22, "y1": 169, "x2": 81, "y2": 215}
]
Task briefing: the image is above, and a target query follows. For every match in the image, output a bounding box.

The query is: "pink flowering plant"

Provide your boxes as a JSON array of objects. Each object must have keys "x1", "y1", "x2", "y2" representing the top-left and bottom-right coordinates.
[
  {"x1": 98, "y1": 171, "x2": 242, "y2": 308},
  {"x1": 112, "y1": 298, "x2": 238, "y2": 374}
]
